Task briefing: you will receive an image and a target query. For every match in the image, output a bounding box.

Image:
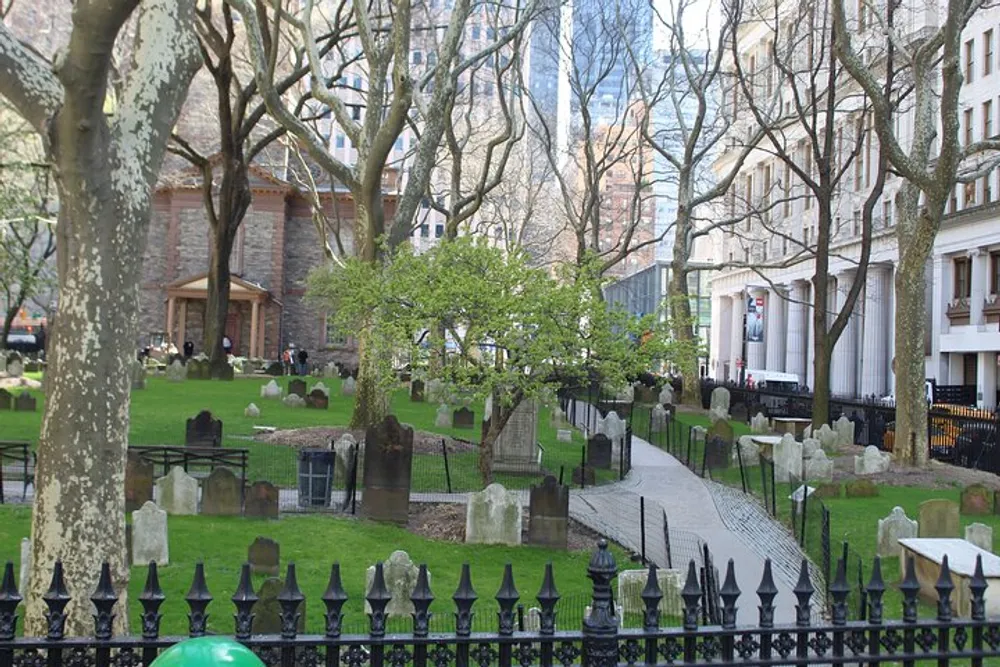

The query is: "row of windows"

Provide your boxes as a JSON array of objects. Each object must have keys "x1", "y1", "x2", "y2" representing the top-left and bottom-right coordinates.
[
  {"x1": 952, "y1": 253, "x2": 1000, "y2": 299},
  {"x1": 962, "y1": 98, "x2": 998, "y2": 146},
  {"x1": 964, "y1": 28, "x2": 997, "y2": 83}
]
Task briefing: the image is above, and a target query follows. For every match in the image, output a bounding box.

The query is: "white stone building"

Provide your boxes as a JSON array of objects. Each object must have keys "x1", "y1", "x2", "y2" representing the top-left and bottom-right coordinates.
[{"x1": 708, "y1": 0, "x2": 1000, "y2": 409}]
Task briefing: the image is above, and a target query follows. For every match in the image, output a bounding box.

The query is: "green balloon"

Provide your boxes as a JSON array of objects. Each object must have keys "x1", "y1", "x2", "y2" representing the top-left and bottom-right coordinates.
[{"x1": 151, "y1": 637, "x2": 265, "y2": 667}]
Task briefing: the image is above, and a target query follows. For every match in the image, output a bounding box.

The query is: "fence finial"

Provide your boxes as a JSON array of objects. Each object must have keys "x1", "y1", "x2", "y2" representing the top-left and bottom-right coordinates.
[
  {"x1": 584, "y1": 540, "x2": 618, "y2": 635},
  {"x1": 936, "y1": 554, "x2": 955, "y2": 622},
  {"x1": 829, "y1": 557, "x2": 849, "y2": 626},
  {"x1": 536, "y1": 562, "x2": 559, "y2": 636},
  {"x1": 720, "y1": 559, "x2": 740, "y2": 630},
  {"x1": 366, "y1": 562, "x2": 392, "y2": 638},
  {"x1": 681, "y1": 560, "x2": 701, "y2": 631},
  {"x1": 0, "y1": 561, "x2": 22, "y2": 641},
  {"x1": 232, "y1": 563, "x2": 258, "y2": 639},
  {"x1": 278, "y1": 563, "x2": 305, "y2": 639},
  {"x1": 899, "y1": 555, "x2": 919, "y2": 623},
  {"x1": 866, "y1": 557, "x2": 885, "y2": 624},
  {"x1": 322, "y1": 563, "x2": 348, "y2": 638},
  {"x1": 139, "y1": 562, "x2": 165, "y2": 639},
  {"x1": 641, "y1": 563, "x2": 662, "y2": 632},
  {"x1": 496, "y1": 564, "x2": 519, "y2": 636},
  {"x1": 793, "y1": 559, "x2": 813, "y2": 627},
  {"x1": 453, "y1": 563, "x2": 477, "y2": 637},
  {"x1": 185, "y1": 562, "x2": 212, "y2": 637},
  {"x1": 756, "y1": 559, "x2": 777, "y2": 629},
  {"x1": 90, "y1": 562, "x2": 118, "y2": 640},
  {"x1": 410, "y1": 564, "x2": 434, "y2": 637},
  {"x1": 43, "y1": 561, "x2": 71, "y2": 640}
]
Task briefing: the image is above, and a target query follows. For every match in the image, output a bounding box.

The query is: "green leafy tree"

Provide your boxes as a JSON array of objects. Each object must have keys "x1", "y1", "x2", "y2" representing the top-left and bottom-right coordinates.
[{"x1": 310, "y1": 238, "x2": 672, "y2": 481}]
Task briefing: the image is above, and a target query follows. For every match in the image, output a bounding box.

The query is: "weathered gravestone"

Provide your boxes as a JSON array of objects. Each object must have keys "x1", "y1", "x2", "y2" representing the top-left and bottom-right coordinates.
[
  {"x1": 324, "y1": 362, "x2": 338, "y2": 378},
  {"x1": 658, "y1": 384, "x2": 674, "y2": 405},
  {"x1": 364, "y1": 551, "x2": 428, "y2": 617},
  {"x1": 166, "y1": 359, "x2": 187, "y2": 382},
  {"x1": 125, "y1": 450, "x2": 154, "y2": 513},
  {"x1": 186, "y1": 358, "x2": 210, "y2": 380},
  {"x1": 966, "y1": 523, "x2": 994, "y2": 552},
  {"x1": 528, "y1": 476, "x2": 569, "y2": 549},
  {"x1": 155, "y1": 467, "x2": 199, "y2": 515},
  {"x1": 288, "y1": 379, "x2": 307, "y2": 398},
  {"x1": 0, "y1": 389, "x2": 11, "y2": 410},
  {"x1": 919, "y1": 499, "x2": 960, "y2": 538},
  {"x1": 466, "y1": 483, "x2": 522, "y2": 545},
  {"x1": 704, "y1": 421, "x2": 734, "y2": 470},
  {"x1": 618, "y1": 568, "x2": 683, "y2": 618},
  {"x1": 805, "y1": 450, "x2": 834, "y2": 483},
  {"x1": 598, "y1": 411, "x2": 627, "y2": 461},
  {"x1": 550, "y1": 406, "x2": 566, "y2": 428},
  {"x1": 245, "y1": 481, "x2": 279, "y2": 519},
  {"x1": 342, "y1": 377, "x2": 356, "y2": 396},
  {"x1": 333, "y1": 434, "x2": 359, "y2": 486},
  {"x1": 435, "y1": 404, "x2": 452, "y2": 428},
  {"x1": 244, "y1": 403, "x2": 261, "y2": 418},
  {"x1": 734, "y1": 436, "x2": 760, "y2": 467},
  {"x1": 803, "y1": 438, "x2": 822, "y2": 460},
  {"x1": 557, "y1": 429, "x2": 572, "y2": 443},
  {"x1": 750, "y1": 412, "x2": 769, "y2": 434},
  {"x1": 6, "y1": 358, "x2": 23, "y2": 378},
  {"x1": 312, "y1": 381, "x2": 331, "y2": 397},
  {"x1": 961, "y1": 484, "x2": 993, "y2": 516},
  {"x1": 13, "y1": 392, "x2": 36, "y2": 412},
  {"x1": 816, "y1": 424, "x2": 838, "y2": 451},
  {"x1": 587, "y1": 434, "x2": 613, "y2": 469},
  {"x1": 493, "y1": 400, "x2": 540, "y2": 473},
  {"x1": 834, "y1": 415, "x2": 855, "y2": 447},
  {"x1": 217, "y1": 363, "x2": 235, "y2": 381},
  {"x1": 426, "y1": 379, "x2": 444, "y2": 403},
  {"x1": 651, "y1": 404, "x2": 668, "y2": 433},
  {"x1": 877, "y1": 506, "x2": 918, "y2": 557},
  {"x1": 453, "y1": 407, "x2": 474, "y2": 429},
  {"x1": 252, "y1": 576, "x2": 306, "y2": 634},
  {"x1": 131, "y1": 358, "x2": 146, "y2": 390},
  {"x1": 260, "y1": 379, "x2": 282, "y2": 398},
  {"x1": 854, "y1": 445, "x2": 891, "y2": 475},
  {"x1": 283, "y1": 393, "x2": 305, "y2": 408},
  {"x1": 201, "y1": 467, "x2": 242, "y2": 516},
  {"x1": 185, "y1": 410, "x2": 222, "y2": 447},
  {"x1": 709, "y1": 387, "x2": 730, "y2": 423},
  {"x1": 132, "y1": 501, "x2": 169, "y2": 566},
  {"x1": 264, "y1": 361, "x2": 283, "y2": 376},
  {"x1": 361, "y1": 416, "x2": 414, "y2": 524},
  {"x1": 307, "y1": 389, "x2": 329, "y2": 409},
  {"x1": 410, "y1": 379, "x2": 425, "y2": 402},
  {"x1": 774, "y1": 434, "x2": 803, "y2": 483},
  {"x1": 249, "y1": 537, "x2": 280, "y2": 575},
  {"x1": 844, "y1": 479, "x2": 878, "y2": 498}
]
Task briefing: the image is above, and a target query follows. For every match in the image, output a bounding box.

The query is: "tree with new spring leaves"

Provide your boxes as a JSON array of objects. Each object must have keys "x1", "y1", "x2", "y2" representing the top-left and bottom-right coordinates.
[{"x1": 308, "y1": 238, "x2": 672, "y2": 482}]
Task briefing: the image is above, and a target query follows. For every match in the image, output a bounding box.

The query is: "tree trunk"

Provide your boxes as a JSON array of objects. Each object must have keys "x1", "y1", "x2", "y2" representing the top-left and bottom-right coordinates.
[
  {"x1": 350, "y1": 318, "x2": 390, "y2": 428},
  {"x1": 0, "y1": 305, "x2": 17, "y2": 351},
  {"x1": 667, "y1": 266, "x2": 699, "y2": 407},
  {"x1": 479, "y1": 397, "x2": 520, "y2": 484},
  {"x1": 204, "y1": 226, "x2": 236, "y2": 377}
]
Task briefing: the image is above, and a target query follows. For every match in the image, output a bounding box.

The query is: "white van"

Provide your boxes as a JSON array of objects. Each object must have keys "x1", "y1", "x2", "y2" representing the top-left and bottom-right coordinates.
[{"x1": 745, "y1": 370, "x2": 801, "y2": 392}]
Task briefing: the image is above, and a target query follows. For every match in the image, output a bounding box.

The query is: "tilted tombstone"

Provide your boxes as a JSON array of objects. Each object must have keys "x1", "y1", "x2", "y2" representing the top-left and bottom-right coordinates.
[
  {"x1": 307, "y1": 389, "x2": 329, "y2": 409},
  {"x1": 435, "y1": 404, "x2": 452, "y2": 428},
  {"x1": 131, "y1": 501, "x2": 169, "y2": 566},
  {"x1": 453, "y1": 407, "x2": 475, "y2": 429},
  {"x1": 816, "y1": 424, "x2": 838, "y2": 451},
  {"x1": 365, "y1": 551, "x2": 428, "y2": 618},
  {"x1": 466, "y1": 483, "x2": 522, "y2": 545},
  {"x1": 361, "y1": 416, "x2": 414, "y2": 524},
  {"x1": 249, "y1": 536, "x2": 280, "y2": 575},
  {"x1": 618, "y1": 568, "x2": 683, "y2": 618},
  {"x1": 834, "y1": 416, "x2": 855, "y2": 447},
  {"x1": 155, "y1": 466, "x2": 199, "y2": 515},
  {"x1": 961, "y1": 484, "x2": 993, "y2": 516},
  {"x1": 131, "y1": 358, "x2": 146, "y2": 390},
  {"x1": 734, "y1": 436, "x2": 760, "y2": 467},
  {"x1": 918, "y1": 499, "x2": 960, "y2": 538},
  {"x1": 528, "y1": 476, "x2": 569, "y2": 549},
  {"x1": 651, "y1": 404, "x2": 668, "y2": 433},
  {"x1": 876, "y1": 506, "x2": 918, "y2": 557},
  {"x1": 125, "y1": 450, "x2": 155, "y2": 513},
  {"x1": 966, "y1": 523, "x2": 994, "y2": 552},
  {"x1": 774, "y1": 434, "x2": 803, "y2": 483},
  {"x1": 201, "y1": 467, "x2": 242, "y2": 516},
  {"x1": 410, "y1": 379, "x2": 425, "y2": 402},
  {"x1": 804, "y1": 450, "x2": 834, "y2": 483},
  {"x1": 342, "y1": 377, "x2": 356, "y2": 396},
  {"x1": 704, "y1": 420, "x2": 735, "y2": 470},
  {"x1": 260, "y1": 379, "x2": 282, "y2": 399},
  {"x1": 185, "y1": 410, "x2": 222, "y2": 447},
  {"x1": 0, "y1": 389, "x2": 11, "y2": 410},
  {"x1": 493, "y1": 400, "x2": 540, "y2": 473},
  {"x1": 587, "y1": 433, "x2": 613, "y2": 469},
  {"x1": 245, "y1": 481, "x2": 279, "y2": 519},
  {"x1": 13, "y1": 392, "x2": 36, "y2": 412},
  {"x1": 288, "y1": 379, "x2": 307, "y2": 398},
  {"x1": 252, "y1": 577, "x2": 306, "y2": 634},
  {"x1": 166, "y1": 359, "x2": 186, "y2": 382},
  {"x1": 750, "y1": 412, "x2": 769, "y2": 434}
]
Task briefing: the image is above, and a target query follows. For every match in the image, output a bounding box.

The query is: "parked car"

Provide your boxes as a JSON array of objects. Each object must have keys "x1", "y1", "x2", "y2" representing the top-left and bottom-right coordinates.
[
  {"x1": 883, "y1": 404, "x2": 995, "y2": 456},
  {"x1": 953, "y1": 422, "x2": 998, "y2": 470}
]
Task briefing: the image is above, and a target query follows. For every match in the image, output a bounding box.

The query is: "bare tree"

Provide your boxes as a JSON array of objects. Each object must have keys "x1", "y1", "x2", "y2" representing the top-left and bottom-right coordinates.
[
  {"x1": 726, "y1": 0, "x2": 889, "y2": 425},
  {"x1": 230, "y1": 0, "x2": 540, "y2": 427},
  {"x1": 0, "y1": 0, "x2": 201, "y2": 635},
  {"x1": 833, "y1": 0, "x2": 1000, "y2": 464}
]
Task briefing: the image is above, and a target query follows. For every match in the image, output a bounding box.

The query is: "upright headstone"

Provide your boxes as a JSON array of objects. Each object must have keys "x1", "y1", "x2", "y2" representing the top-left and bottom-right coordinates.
[
  {"x1": 288, "y1": 379, "x2": 307, "y2": 398},
  {"x1": 854, "y1": 445, "x2": 891, "y2": 475},
  {"x1": 155, "y1": 466, "x2": 199, "y2": 515},
  {"x1": 705, "y1": 420, "x2": 735, "y2": 470},
  {"x1": 342, "y1": 377, "x2": 356, "y2": 396},
  {"x1": 18, "y1": 538, "x2": 30, "y2": 594},
  {"x1": 709, "y1": 387, "x2": 730, "y2": 423},
  {"x1": 587, "y1": 434, "x2": 613, "y2": 469},
  {"x1": 186, "y1": 358, "x2": 209, "y2": 380},
  {"x1": 307, "y1": 389, "x2": 329, "y2": 409},
  {"x1": 750, "y1": 412, "x2": 769, "y2": 434},
  {"x1": 333, "y1": 434, "x2": 359, "y2": 486},
  {"x1": 361, "y1": 416, "x2": 414, "y2": 524},
  {"x1": 13, "y1": 393, "x2": 36, "y2": 412},
  {"x1": 260, "y1": 379, "x2": 282, "y2": 398},
  {"x1": 131, "y1": 359, "x2": 147, "y2": 390},
  {"x1": 249, "y1": 537, "x2": 280, "y2": 575},
  {"x1": 918, "y1": 499, "x2": 960, "y2": 538},
  {"x1": 466, "y1": 483, "x2": 522, "y2": 545},
  {"x1": 618, "y1": 568, "x2": 683, "y2": 618},
  {"x1": 493, "y1": 400, "x2": 540, "y2": 472},
  {"x1": 734, "y1": 435, "x2": 760, "y2": 467},
  {"x1": 876, "y1": 506, "x2": 918, "y2": 557},
  {"x1": 244, "y1": 403, "x2": 261, "y2": 418},
  {"x1": 961, "y1": 484, "x2": 993, "y2": 515},
  {"x1": 324, "y1": 362, "x2": 338, "y2": 378},
  {"x1": 434, "y1": 404, "x2": 453, "y2": 428},
  {"x1": 803, "y1": 438, "x2": 822, "y2": 460},
  {"x1": 658, "y1": 384, "x2": 674, "y2": 406},
  {"x1": 245, "y1": 481, "x2": 279, "y2": 519},
  {"x1": 283, "y1": 393, "x2": 306, "y2": 408},
  {"x1": 528, "y1": 476, "x2": 569, "y2": 549},
  {"x1": 834, "y1": 416, "x2": 854, "y2": 447},
  {"x1": 166, "y1": 359, "x2": 187, "y2": 382},
  {"x1": 125, "y1": 450, "x2": 154, "y2": 513},
  {"x1": 410, "y1": 379, "x2": 425, "y2": 402},
  {"x1": 557, "y1": 429, "x2": 572, "y2": 443},
  {"x1": 6, "y1": 353, "x2": 23, "y2": 378},
  {"x1": 132, "y1": 501, "x2": 169, "y2": 566},
  {"x1": 804, "y1": 450, "x2": 834, "y2": 483},
  {"x1": 364, "y1": 551, "x2": 427, "y2": 617},
  {"x1": 201, "y1": 467, "x2": 242, "y2": 516},
  {"x1": 774, "y1": 434, "x2": 804, "y2": 483},
  {"x1": 966, "y1": 523, "x2": 994, "y2": 552},
  {"x1": 453, "y1": 407, "x2": 474, "y2": 429},
  {"x1": 252, "y1": 577, "x2": 306, "y2": 634},
  {"x1": 550, "y1": 406, "x2": 566, "y2": 428},
  {"x1": 185, "y1": 410, "x2": 222, "y2": 447},
  {"x1": 425, "y1": 379, "x2": 443, "y2": 403},
  {"x1": 0, "y1": 389, "x2": 11, "y2": 410},
  {"x1": 816, "y1": 424, "x2": 838, "y2": 451},
  {"x1": 312, "y1": 381, "x2": 331, "y2": 397},
  {"x1": 650, "y1": 404, "x2": 668, "y2": 433}
]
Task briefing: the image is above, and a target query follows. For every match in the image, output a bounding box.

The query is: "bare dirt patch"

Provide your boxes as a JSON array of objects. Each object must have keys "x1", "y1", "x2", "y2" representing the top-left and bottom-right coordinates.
[
  {"x1": 407, "y1": 502, "x2": 606, "y2": 551},
  {"x1": 254, "y1": 426, "x2": 476, "y2": 456},
  {"x1": 829, "y1": 442, "x2": 1000, "y2": 491}
]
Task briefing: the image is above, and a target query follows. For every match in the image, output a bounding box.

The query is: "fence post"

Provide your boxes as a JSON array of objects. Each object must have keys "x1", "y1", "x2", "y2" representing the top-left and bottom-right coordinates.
[
  {"x1": 639, "y1": 496, "x2": 646, "y2": 564},
  {"x1": 580, "y1": 445, "x2": 586, "y2": 490},
  {"x1": 441, "y1": 439, "x2": 453, "y2": 494},
  {"x1": 661, "y1": 510, "x2": 672, "y2": 569},
  {"x1": 736, "y1": 437, "x2": 747, "y2": 494},
  {"x1": 582, "y1": 540, "x2": 618, "y2": 667}
]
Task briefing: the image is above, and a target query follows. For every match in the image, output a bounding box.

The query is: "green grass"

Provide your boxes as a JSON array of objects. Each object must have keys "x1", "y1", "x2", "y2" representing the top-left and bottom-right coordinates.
[
  {"x1": 1, "y1": 376, "x2": 599, "y2": 492},
  {"x1": 0, "y1": 506, "x2": 648, "y2": 636}
]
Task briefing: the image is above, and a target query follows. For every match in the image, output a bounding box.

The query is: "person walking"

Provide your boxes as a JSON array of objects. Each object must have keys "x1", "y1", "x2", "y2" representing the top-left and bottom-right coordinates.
[
  {"x1": 296, "y1": 347, "x2": 309, "y2": 376},
  {"x1": 222, "y1": 335, "x2": 233, "y2": 357},
  {"x1": 283, "y1": 344, "x2": 294, "y2": 375}
]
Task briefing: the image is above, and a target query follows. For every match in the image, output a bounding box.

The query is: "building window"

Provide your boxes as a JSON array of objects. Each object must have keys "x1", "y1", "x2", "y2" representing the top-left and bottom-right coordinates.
[
  {"x1": 803, "y1": 225, "x2": 812, "y2": 246},
  {"x1": 986, "y1": 172, "x2": 994, "y2": 203},
  {"x1": 985, "y1": 29, "x2": 994, "y2": 76},
  {"x1": 434, "y1": 224, "x2": 444, "y2": 238},
  {"x1": 487, "y1": 27, "x2": 496, "y2": 40},
  {"x1": 394, "y1": 137, "x2": 403, "y2": 151},
  {"x1": 964, "y1": 108, "x2": 974, "y2": 146},
  {"x1": 965, "y1": 180, "x2": 977, "y2": 207},
  {"x1": 985, "y1": 100, "x2": 994, "y2": 139},
  {"x1": 420, "y1": 224, "x2": 429, "y2": 238},
  {"x1": 992, "y1": 253, "x2": 1000, "y2": 294},
  {"x1": 472, "y1": 25, "x2": 481, "y2": 39},
  {"x1": 954, "y1": 257, "x2": 972, "y2": 299},
  {"x1": 413, "y1": 50, "x2": 423, "y2": 65},
  {"x1": 353, "y1": 75, "x2": 362, "y2": 89},
  {"x1": 335, "y1": 133, "x2": 345, "y2": 148},
  {"x1": 966, "y1": 39, "x2": 975, "y2": 82},
  {"x1": 325, "y1": 317, "x2": 348, "y2": 347},
  {"x1": 882, "y1": 199, "x2": 893, "y2": 227},
  {"x1": 852, "y1": 210, "x2": 861, "y2": 235}
]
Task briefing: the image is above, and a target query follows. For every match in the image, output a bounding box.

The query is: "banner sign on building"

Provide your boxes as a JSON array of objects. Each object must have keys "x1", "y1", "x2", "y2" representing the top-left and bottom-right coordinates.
[{"x1": 745, "y1": 294, "x2": 764, "y2": 343}]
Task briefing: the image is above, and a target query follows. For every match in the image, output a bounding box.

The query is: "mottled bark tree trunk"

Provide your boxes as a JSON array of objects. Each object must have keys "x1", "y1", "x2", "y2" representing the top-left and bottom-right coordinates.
[
  {"x1": 811, "y1": 205, "x2": 833, "y2": 429},
  {"x1": 667, "y1": 255, "x2": 700, "y2": 407},
  {"x1": 204, "y1": 231, "x2": 235, "y2": 373}
]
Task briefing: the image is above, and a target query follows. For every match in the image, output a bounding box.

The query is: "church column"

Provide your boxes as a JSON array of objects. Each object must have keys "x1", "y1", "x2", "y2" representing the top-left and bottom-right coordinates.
[
  {"x1": 970, "y1": 247, "x2": 988, "y2": 326},
  {"x1": 177, "y1": 299, "x2": 187, "y2": 348},
  {"x1": 715, "y1": 295, "x2": 732, "y2": 380},
  {"x1": 806, "y1": 282, "x2": 816, "y2": 390},
  {"x1": 745, "y1": 288, "x2": 767, "y2": 371},
  {"x1": 832, "y1": 270, "x2": 860, "y2": 397},
  {"x1": 259, "y1": 304, "x2": 268, "y2": 359},
  {"x1": 730, "y1": 292, "x2": 744, "y2": 382},
  {"x1": 978, "y1": 352, "x2": 998, "y2": 410},
  {"x1": 166, "y1": 297, "x2": 176, "y2": 344},
  {"x1": 859, "y1": 264, "x2": 891, "y2": 398},
  {"x1": 785, "y1": 280, "x2": 808, "y2": 384},
  {"x1": 765, "y1": 286, "x2": 787, "y2": 373},
  {"x1": 250, "y1": 299, "x2": 260, "y2": 359}
]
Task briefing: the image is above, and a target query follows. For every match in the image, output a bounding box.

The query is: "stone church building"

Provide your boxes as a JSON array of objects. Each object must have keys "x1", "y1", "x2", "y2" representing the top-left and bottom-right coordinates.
[{"x1": 139, "y1": 162, "x2": 396, "y2": 367}]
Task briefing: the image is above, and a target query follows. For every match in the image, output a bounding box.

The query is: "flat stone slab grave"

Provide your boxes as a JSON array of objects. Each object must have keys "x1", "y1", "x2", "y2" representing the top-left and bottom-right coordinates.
[
  {"x1": 898, "y1": 538, "x2": 1000, "y2": 618},
  {"x1": 750, "y1": 435, "x2": 782, "y2": 459},
  {"x1": 772, "y1": 418, "x2": 811, "y2": 438}
]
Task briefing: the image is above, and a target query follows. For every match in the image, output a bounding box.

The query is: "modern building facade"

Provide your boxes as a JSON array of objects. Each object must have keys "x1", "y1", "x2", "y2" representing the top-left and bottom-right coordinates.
[{"x1": 708, "y1": 0, "x2": 1000, "y2": 409}]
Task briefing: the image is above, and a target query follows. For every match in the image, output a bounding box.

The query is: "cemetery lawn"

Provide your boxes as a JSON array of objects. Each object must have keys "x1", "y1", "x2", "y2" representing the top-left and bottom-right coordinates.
[
  {"x1": 1, "y1": 376, "x2": 598, "y2": 492},
  {"x1": 0, "y1": 505, "x2": 642, "y2": 636}
]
